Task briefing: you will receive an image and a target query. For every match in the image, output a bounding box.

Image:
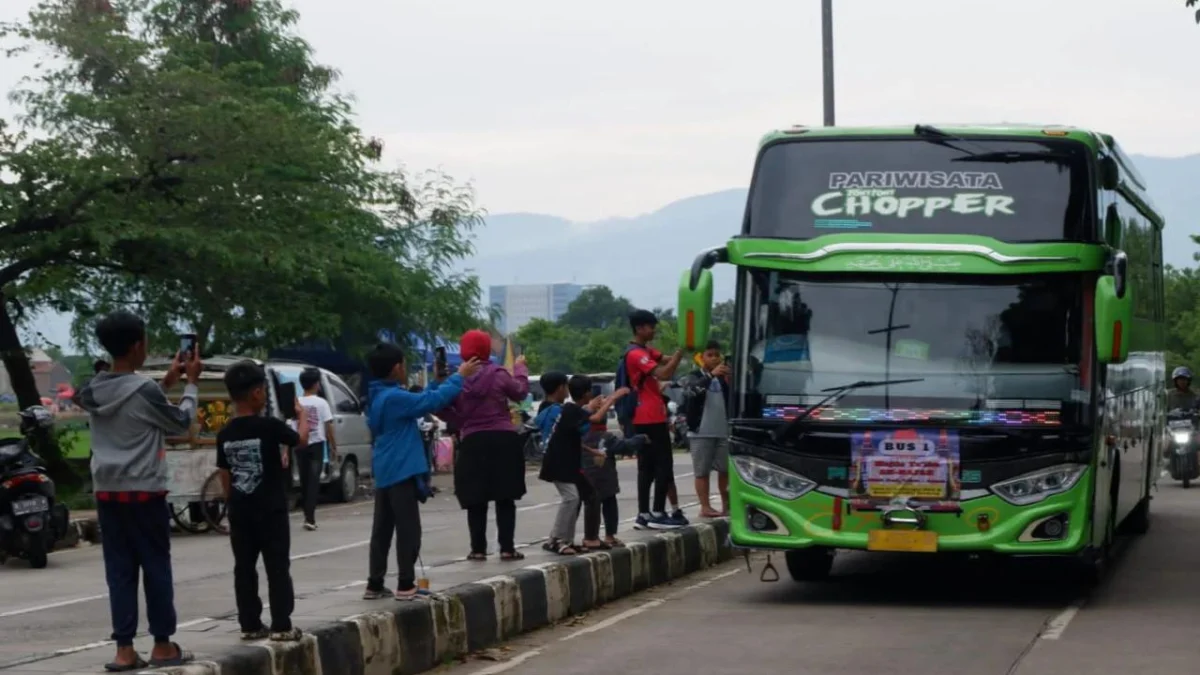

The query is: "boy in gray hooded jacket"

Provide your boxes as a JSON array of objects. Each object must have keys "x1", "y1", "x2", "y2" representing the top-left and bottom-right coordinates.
[{"x1": 75, "y1": 310, "x2": 201, "y2": 671}]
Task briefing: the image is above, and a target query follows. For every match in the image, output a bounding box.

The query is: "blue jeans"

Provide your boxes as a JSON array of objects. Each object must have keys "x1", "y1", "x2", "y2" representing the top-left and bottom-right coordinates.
[{"x1": 97, "y1": 497, "x2": 177, "y2": 646}]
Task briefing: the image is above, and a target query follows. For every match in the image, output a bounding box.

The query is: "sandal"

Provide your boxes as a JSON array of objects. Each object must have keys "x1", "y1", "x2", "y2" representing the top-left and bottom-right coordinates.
[
  {"x1": 500, "y1": 550, "x2": 525, "y2": 561},
  {"x1": 240, "y1": 627, "x2": 270, "y2": 640},
  {"x1": 148, "y1": 642, "x2": 194, "y2": 668},
  {"x1": 269, "y1": 627, "x2": 303, "y2": 642},
  {"x1": 542, "y1": 539, "x2": 559, "y2": 552},
  {"x1": 605, "y1": 537, "x2": 626, "y2": 548},
  {"x1": 104, "y1": 658, "x2": 148, "y2": 673},
  {"x1": 466, "y1": 552, "x2": 487, "y2": 561},
  {"x1": 553, "y1": 542, "x2": 579, "y2": 556},
  {"x1": 581, "y1": 540, "x2": 611, "y2": 551}
]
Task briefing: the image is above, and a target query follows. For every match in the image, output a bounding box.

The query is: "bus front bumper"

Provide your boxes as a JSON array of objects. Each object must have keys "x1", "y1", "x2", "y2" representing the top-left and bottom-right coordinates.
[{"x1": 728, "y1": 467, "x2": 1094, "y2": 556}]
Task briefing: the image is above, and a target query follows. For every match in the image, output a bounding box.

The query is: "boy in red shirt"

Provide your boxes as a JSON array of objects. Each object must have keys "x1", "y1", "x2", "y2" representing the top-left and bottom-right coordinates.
[{"x1": 625, "y1": 309, "x2": 687, "y2": 530}]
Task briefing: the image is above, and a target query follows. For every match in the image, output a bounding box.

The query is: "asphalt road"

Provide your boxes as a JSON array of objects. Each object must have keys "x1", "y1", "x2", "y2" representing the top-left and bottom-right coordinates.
[
  {"x1": 0, "y1": 456, "x2": 699, "y2": 669},
  {"x1": 445, "y1": 478, "x2": 1200, "y2": 675}
]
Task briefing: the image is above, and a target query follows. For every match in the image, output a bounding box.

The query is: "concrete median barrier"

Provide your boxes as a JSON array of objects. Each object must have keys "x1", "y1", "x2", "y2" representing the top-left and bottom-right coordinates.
[{"x1": 142, "y1": 519, "x2": 731, "y2": 675}]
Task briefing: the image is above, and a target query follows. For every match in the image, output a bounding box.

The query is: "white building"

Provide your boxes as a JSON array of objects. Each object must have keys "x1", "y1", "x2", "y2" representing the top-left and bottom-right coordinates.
[{"x1": 489, "y1": 283, "x2": 584, "y2": 335}]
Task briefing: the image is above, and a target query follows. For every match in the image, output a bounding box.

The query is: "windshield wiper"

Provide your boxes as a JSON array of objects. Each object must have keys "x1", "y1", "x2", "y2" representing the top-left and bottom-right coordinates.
[
  {"x1": 950, "y1": 150, "x2": 1073, "y2": 164},
  {"x1": 913, "y1": 124, "x2": 990, "y2": 155},
  {"x1": 769, "y1": 378, "x2": 926, "y2": 444}
]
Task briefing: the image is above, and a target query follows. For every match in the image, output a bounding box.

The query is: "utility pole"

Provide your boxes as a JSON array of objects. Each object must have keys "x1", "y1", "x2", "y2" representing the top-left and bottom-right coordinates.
[{"x1": 821, "y1": 0, "x2": 835, "y2": 126}]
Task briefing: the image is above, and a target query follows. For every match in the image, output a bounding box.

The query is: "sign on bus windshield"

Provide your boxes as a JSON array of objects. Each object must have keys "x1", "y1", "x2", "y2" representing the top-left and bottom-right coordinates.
[{"x1": 746, "y1": 138, "x2": 1091, "y2": 241}]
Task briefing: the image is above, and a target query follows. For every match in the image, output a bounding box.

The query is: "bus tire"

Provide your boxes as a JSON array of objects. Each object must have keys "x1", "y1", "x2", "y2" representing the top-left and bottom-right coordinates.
[
  {"x1": 785, "y1": 548, "x2": 834, "y2": 582},
  {"x1": 1122, "y1": 497, "x2": 1150, "y2": 535}
]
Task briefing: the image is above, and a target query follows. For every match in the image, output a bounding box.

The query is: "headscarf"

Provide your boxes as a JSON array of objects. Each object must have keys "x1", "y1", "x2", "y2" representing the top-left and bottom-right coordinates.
[{"x1": 460, "y1": 329, "x2": 492, "y2": 363}]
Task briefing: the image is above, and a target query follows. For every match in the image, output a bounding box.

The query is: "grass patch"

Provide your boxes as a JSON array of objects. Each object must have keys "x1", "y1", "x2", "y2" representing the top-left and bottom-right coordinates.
[{"x1": 0, "y1": 428, "x2": 91, "y2": 460}]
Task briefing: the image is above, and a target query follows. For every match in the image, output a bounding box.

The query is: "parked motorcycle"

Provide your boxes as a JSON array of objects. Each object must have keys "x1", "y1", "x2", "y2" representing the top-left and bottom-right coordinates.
[
  {"x1": 0, "y1": 406, "x2": 70, "y2": 568},
  {"x1": 1166, "y1": 407, "x2": 1200, "y2": 488},
  {"x1": 520, "y1": 422, "x2": 544, "y2": 463}
]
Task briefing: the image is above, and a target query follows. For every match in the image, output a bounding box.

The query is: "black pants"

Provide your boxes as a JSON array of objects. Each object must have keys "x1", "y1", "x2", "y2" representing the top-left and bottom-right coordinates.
[
  {"x1": 367, "y1": 479, "x2": 422, "y2": 593},
  {"x1": 635, "y1": 423, "x2": 675, "y2": 514},
  {"x1": 97, "y1": 497, "x2": 176, "y2": 646},
  {"x1": 466, "y1": 500, "x2": 516, "y2": 555},
  {"x1": 297, "y1": 442, "x2": 324, "y2": 524},
  {"x1": 584, "y1": 493, "x2": 620, "y2": 540},
  {"x1": 228, "y1": 506, "x2": 294, "y2": 632}
]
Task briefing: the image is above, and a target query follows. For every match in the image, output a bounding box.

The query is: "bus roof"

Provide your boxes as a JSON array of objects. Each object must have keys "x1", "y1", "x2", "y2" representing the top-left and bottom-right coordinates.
[{"x1": 759, "y1": 124, "x2": 1105, "y2": 149}]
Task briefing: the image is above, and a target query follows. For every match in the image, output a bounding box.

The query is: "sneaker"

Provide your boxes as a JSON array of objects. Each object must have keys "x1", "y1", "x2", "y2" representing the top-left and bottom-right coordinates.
[
  {"x1": 362, "y1": 587, "x2": 391, "y2": 600},
  {"x1": 303, "y1": 522, "x2": 318, "y2": 531},
  {"x1": 269, "y1": 627, "x2": 302, "y2": 642},
  {"x1": 646, "y1": 512, "x2": 680, "y2": 530},
  {"x1": 240, "y1": 627, "x2": 269, "y2": 641},
  {"x1": 633, "y1": 514, "x2": 653, "y2": 530},
  {"x1": 395, "y1": 587, "x2": 418, "y2": 601},
  {"x1": 669, "y1": 509, "x2": 689, "y2": 526}
]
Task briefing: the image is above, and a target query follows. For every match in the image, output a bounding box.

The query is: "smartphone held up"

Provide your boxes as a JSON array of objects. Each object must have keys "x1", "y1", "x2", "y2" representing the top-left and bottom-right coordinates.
[{"x1": 178, "y1": 333, "x2": 198, "y2": 370}]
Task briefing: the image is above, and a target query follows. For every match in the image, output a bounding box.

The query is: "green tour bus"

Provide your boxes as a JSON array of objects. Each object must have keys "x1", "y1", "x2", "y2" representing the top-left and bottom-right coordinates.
[{"x1": 678, "y1": 124, "x2": 1164, "y2": 582}]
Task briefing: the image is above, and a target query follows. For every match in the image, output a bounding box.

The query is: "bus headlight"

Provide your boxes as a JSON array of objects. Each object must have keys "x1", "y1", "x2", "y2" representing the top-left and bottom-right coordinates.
[
  {"x1": 732, "y1": 455, "x2": 816, "y2": 501},
  {"x1": 990, "y1": 464, "x2": 1086, "y2": 506},
  {"x1": 1173, "y1": 432, "x2": 1191, "y2": 445}
]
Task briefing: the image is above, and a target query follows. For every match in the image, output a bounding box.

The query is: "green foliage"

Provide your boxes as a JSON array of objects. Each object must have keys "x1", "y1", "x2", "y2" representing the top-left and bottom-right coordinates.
[
  {"x1": 1189, "y1": 0, "x2": 1199, "y2": 24},
  {"x1": 0, "y1": 0, "x2": 484, "y2": 481},
  {"x1": 557, "y1": 286, "x2": 635, "y2": 331},
  {"x1": 2, "y1": 0, "x2": 483, "y2": 358},
  {"x1": 513, "y1": 286, "x2": 734, "y2": 377}
]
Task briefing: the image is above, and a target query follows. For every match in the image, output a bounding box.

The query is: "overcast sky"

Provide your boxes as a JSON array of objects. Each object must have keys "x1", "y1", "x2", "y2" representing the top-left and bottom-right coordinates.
[{"x1": 3, "y1": 0, "x2": 1199, "y2": 345}]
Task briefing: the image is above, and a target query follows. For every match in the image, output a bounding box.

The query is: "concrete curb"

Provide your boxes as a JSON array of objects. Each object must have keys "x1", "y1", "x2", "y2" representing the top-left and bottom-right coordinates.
[
  {"x1": 141, "y1": 519, "x2": 731, "y2": 675},
  {"x1": 52, "y1": 517, "x2": 101, "y2": 551}
]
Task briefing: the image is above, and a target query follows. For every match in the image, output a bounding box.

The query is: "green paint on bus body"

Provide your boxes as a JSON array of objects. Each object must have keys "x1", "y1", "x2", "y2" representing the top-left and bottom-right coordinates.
[{"x1": 683, "y1": 123, "x2": 1165, "y2": 565}]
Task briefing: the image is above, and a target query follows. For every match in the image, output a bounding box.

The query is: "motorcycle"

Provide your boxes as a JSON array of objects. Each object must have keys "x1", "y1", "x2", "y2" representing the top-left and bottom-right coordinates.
[
  {"x1": 520, "y1": 422, "x2": 544, "y2": 463},
  {"x1": 0, "y1": 406, "x2": 70, "y2": 568},
  {"x1": 1166, "y1": 407, "x2": 1200, "y2": 488}
]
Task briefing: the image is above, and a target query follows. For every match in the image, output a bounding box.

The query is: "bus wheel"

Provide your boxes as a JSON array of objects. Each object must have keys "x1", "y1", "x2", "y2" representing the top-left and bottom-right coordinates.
[
  {"x1": 784, "y1": 548, "x2": 834, "y2": 582},
  {"x1": 1121, "y1": 497, "x2": 1150, "y2": 536}
]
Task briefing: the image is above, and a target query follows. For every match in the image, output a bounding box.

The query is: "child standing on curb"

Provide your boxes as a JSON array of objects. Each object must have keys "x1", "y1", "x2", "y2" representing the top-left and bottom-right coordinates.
[
  {"x1": 362, "y1": 343, "x2": 481, "y2": 601},
  {"x1": 216, "y1": 360, "x2": 308, "y2": 642},
  {"x1": 540, "y1": 376, "x2": 624, "y2": 555},
  {"x1": 581, "y1": 392, "x2": 642, "y2": 551}
]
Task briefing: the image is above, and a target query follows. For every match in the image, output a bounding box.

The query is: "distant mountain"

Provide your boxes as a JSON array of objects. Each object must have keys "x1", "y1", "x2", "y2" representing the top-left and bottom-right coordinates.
[{"x1": 461, "y1": 154, "x2": 1200, "y2": 309}]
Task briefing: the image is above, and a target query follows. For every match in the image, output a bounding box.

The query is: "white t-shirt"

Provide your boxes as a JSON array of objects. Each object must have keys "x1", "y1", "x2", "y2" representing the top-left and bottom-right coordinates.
[{"x1": 292, "y1": 395, "x2": 334, "y2": 445}]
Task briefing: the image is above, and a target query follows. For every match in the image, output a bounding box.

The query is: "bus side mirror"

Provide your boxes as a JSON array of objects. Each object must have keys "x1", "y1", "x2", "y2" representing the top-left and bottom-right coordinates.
[
  {"x1": 1095, "y1": 265, "x2": 1131, "y2": 365},
  {"x1": 679, "y1": 268, "x2": 713, "y2": 351}
]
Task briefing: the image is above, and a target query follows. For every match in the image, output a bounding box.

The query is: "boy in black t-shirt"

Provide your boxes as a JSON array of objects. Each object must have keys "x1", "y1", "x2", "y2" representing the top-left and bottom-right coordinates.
[{"x1": 216, "y1": 360, "x2": 308, "y2": 641}]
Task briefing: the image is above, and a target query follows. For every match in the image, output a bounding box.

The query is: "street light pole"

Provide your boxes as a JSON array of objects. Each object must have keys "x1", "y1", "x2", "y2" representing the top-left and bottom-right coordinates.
[{"x1": 821, "y1": 0, "x2": 835, "y2": 126}]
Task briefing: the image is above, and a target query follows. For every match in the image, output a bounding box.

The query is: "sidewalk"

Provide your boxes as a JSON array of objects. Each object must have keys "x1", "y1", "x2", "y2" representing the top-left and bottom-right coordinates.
[{"x1": 11, "y1": 517, "x2": 731, "y2": 675}]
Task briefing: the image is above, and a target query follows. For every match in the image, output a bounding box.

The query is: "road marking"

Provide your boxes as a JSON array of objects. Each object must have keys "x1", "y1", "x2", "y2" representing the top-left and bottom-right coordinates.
[
  {"x1": 517, "y1": 502, "x2": 554, "y2": 513},
  {"x1": 556, "y1": 568, "x2": 739, "y2": 644},
  {"x1": 0, "y1": 593, "x2": 108, "y2": 619},
  {"x1": 471, "y1": 648, "x2": 545, "y2": 674},
  {"x1": 1040, "y1": 602, "x2": 1084, "y2": 640},
  {"x1": 290, "y1": 540, "x2": 371, "y2": 561}
]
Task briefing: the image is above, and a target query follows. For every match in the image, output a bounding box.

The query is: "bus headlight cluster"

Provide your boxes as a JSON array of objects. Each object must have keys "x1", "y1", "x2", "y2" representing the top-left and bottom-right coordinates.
[
  {"x1": 1173, "y1": 431, "x2": 1191, "y2": 445},
  {"x1": 990, "y1": 464, "x2": 1086, "y2": 506},
  {"x1": 732, "y1": 455, "x2": 816, "y2": 501}
]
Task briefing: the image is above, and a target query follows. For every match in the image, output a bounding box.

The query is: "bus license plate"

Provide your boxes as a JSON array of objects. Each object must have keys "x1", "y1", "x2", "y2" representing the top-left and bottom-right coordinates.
[
  {"x1": 12, "y1": 496, "x2": 48, "y2": 516},
  {"x1": 868, "y1": 530, "x2": 938, "y2": 553}
]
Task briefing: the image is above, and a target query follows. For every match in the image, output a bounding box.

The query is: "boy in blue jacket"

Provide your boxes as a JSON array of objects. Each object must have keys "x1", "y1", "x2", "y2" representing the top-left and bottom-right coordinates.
[{"x1": 362, "y1": 343, "x2": 482, "y2": 601}]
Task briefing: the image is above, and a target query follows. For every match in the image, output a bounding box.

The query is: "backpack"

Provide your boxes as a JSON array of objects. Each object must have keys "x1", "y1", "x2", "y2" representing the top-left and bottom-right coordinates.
[
  {"x1": 535, "y1": 402, "x2": 562, "y2": 450},
  {"x1": 613, "y1": 343, "x2": 645, "y2": 431}
]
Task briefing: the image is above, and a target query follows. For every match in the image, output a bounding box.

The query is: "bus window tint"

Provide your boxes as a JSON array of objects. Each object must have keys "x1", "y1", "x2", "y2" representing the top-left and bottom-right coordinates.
[
  {"x1": 747, "y1": 138, "x2": 1091, "y2": 241},
  {"x1": 740, "y1": 270, "x2": 1085, "y2": 423}
]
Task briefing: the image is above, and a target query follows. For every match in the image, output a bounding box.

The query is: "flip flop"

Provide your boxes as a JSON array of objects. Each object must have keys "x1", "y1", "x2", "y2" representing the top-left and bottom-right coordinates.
[
  {"x1": 104, "y1": 658, "x2": 148, "y2": 672},
  {"x1": 148, "y1": 642, "x2": 194, "y2": 668}
]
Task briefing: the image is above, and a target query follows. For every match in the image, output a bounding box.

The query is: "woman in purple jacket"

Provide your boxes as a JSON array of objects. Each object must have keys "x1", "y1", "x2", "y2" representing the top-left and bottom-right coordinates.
[{"x1": 435, "y1": 330, "x2": 529, "y2": 560}]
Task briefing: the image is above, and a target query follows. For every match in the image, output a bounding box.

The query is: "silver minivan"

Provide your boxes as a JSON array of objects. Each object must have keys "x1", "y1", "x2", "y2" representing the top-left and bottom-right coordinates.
[{"x1": 268, "y1": 361, "x2": 372, "y2": 502}]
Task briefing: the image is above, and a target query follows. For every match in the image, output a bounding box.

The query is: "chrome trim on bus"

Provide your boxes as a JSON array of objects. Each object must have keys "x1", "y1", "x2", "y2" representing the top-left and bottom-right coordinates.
[{"x1": 743, "y1": 243, "x2": 1078, "y2": 264}]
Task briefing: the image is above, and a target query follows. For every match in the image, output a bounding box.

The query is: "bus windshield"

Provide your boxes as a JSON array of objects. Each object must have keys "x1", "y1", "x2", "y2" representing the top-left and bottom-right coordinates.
[
  {"x1": 746, "y1": 137, "x2": 1092, "y2": 241},
  {"x1": 739, "y1": 270, "x2": 1086, "y2": 425}
]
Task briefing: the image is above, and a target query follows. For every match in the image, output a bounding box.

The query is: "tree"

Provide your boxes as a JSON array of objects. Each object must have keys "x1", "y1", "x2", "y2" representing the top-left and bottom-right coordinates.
[
  {"x1": 1188, "y1": 0, "x2": 1199, "y2": 24},
  {"x1": 558, "y1": 286, "x2": 635, "y2": 332},
  {"x1": 0, "y1": 0, "x2": 483, "y2": 481},
  {"x1": 513, "y1": 319, "x2": 577, "y2": 373}
]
